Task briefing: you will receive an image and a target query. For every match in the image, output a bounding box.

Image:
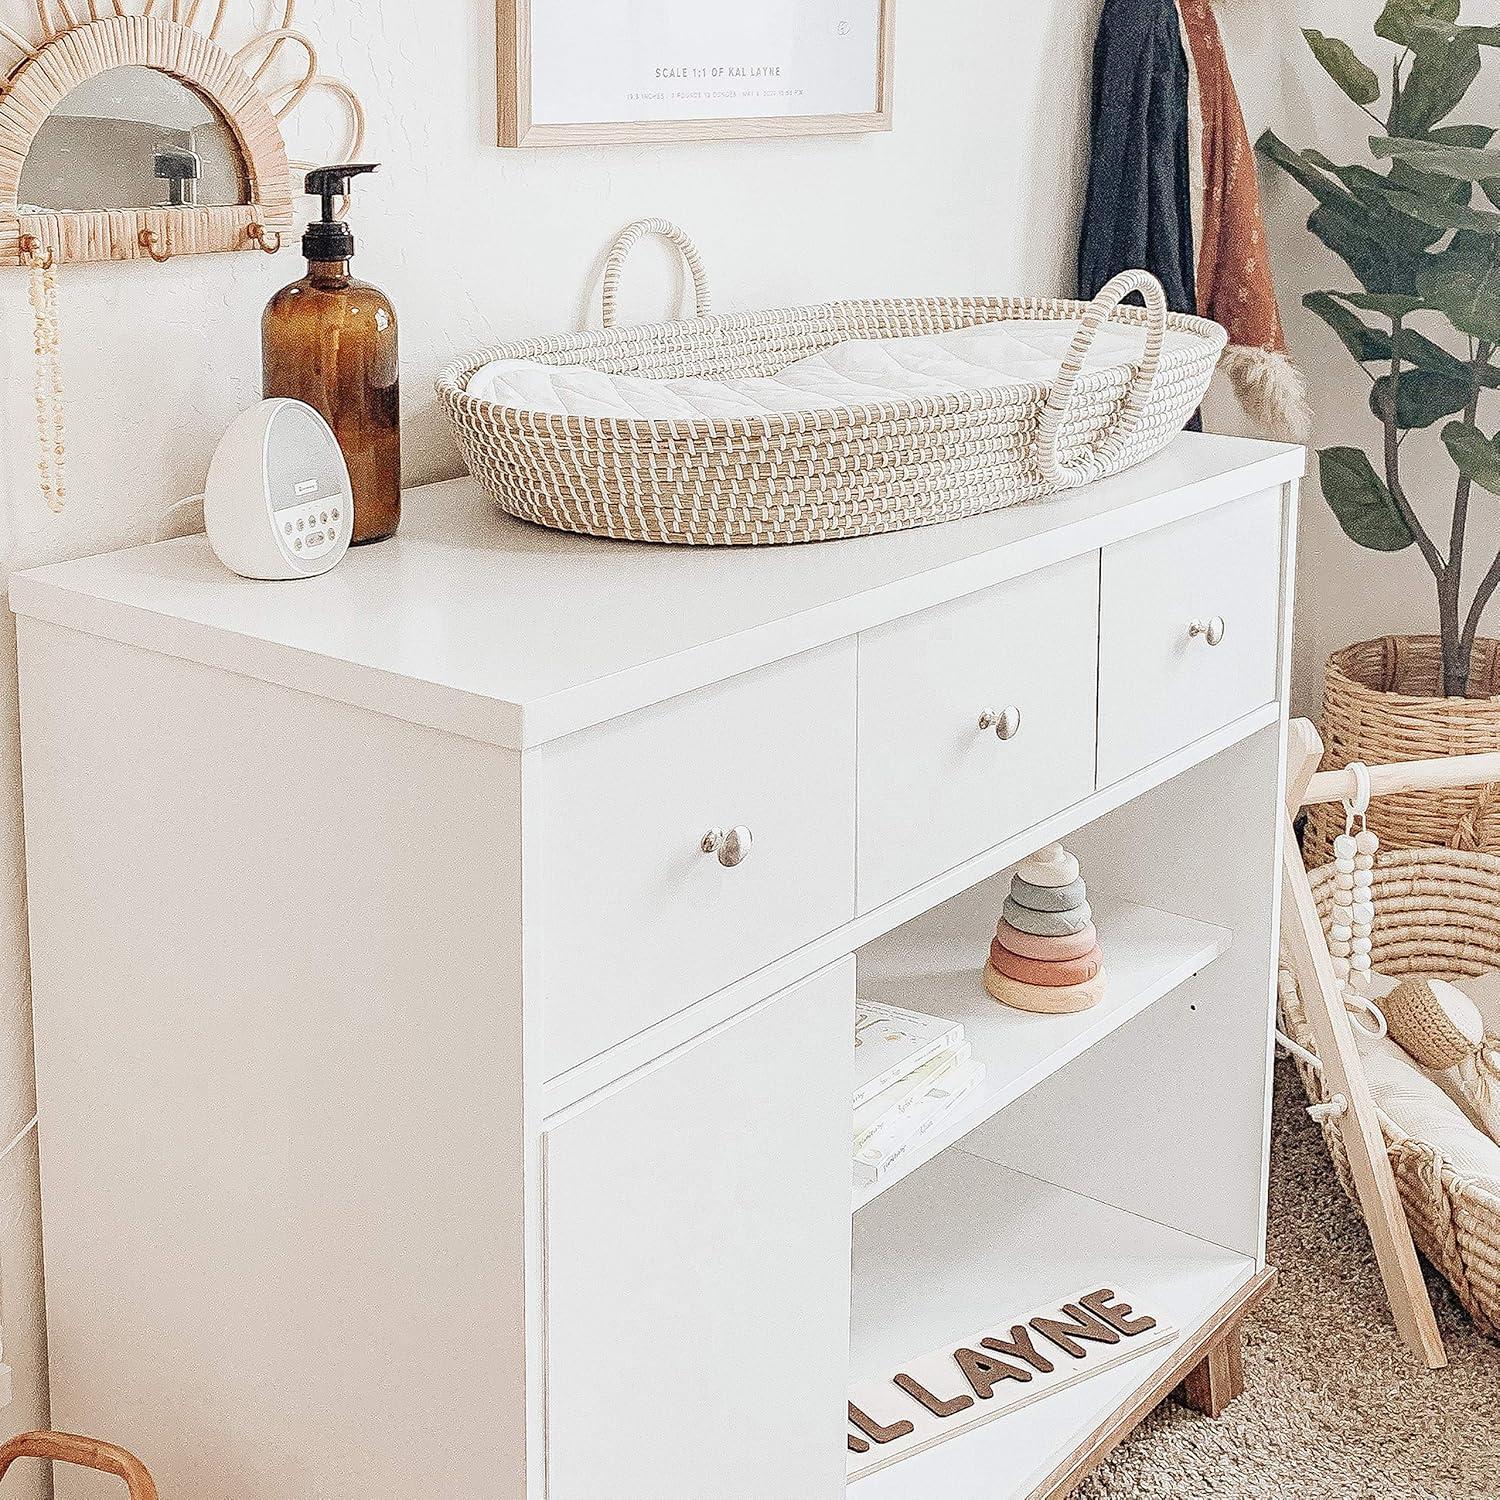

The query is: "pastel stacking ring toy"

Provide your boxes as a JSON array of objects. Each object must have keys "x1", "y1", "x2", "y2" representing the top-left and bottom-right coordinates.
[
  {"x1": 995, "y1": 921, "x2": 1098, "y2": 962},
  {"x1": 1002, "y1": 896, "x2": 1093, "y2": 938},
  {"x1": 1009, "y1": 876, "x2": 1089, "y2": 913},
  {"x1": 985, "y1": 844, "x2": 1106, "y2": 1014},
  {"x1": 1016, "y1": 844, "x2": 1080, "y2": 888},
  {"x1": 984, "y1": 965, "x2": 1108, "y2": 1015},
  {"x1": 988, "y1": 940, "x2": 1103, "y2": 988}
]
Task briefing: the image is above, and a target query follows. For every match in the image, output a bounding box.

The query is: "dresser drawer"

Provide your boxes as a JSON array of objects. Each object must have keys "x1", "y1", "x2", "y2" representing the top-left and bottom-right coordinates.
[
  {"x1": 1098, "y1": 488, "x2": 1283, "y2": 786},
  {"x1": 857, "y1": 554, "x2": 1100, "y2": 912},
  {"x1": 532, "y1": 643, "x2": 857, "y2": 1080}
]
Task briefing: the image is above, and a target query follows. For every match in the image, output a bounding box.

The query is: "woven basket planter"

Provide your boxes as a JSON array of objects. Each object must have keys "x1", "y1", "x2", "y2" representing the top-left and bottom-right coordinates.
[
  {"x1": 1306, "y1": 636, "x2": 1500, "y2": 862},
  {"x1": 437, "y1": 220, "x2": 1226, "y2": 546},
  {"x1": 1279, "y1": 846, "x2": 1500, "y2": 1336}
]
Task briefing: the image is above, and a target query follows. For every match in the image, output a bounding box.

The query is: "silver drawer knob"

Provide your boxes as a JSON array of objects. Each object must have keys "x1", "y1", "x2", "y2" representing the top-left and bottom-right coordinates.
[
  {"x1": 978, "y1": 706, "x2": 1023, "y2": 741},
  {"x1": 701, "y1": 825, "x2": 753, "y2": 868},
  {"x1": 1189, "y1": 616, "x2": 1227, "y2": 647}
]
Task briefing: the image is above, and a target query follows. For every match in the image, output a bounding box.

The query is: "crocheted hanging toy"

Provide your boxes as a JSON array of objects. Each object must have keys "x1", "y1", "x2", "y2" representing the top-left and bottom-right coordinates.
[{"x1": 1384, "y1": 977, "x2": 1500, "y2": 1147}]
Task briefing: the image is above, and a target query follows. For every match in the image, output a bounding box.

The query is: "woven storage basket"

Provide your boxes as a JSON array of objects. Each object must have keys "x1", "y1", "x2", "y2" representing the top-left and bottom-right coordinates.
[
  {"x1": 437, "y1": 219, "x2": 1227, "y2": 546},
  {"x1": 1279, "y1": 846, "x2": 1500, "y2": 1334},
  {"x1": 1306, "y1": 636, "x2": 1500, "y2": 862}
]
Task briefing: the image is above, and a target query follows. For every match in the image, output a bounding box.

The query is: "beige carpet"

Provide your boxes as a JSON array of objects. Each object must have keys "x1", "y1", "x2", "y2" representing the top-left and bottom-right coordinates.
[{"x1": 1079, "y1": 1062, "x2": 1500, "y2": 1499}]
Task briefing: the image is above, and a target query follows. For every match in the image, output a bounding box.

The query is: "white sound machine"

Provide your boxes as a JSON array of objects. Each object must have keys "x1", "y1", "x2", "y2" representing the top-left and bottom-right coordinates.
[{"x1": 205, "y1": 399, "x2": 353, "y2": 580}]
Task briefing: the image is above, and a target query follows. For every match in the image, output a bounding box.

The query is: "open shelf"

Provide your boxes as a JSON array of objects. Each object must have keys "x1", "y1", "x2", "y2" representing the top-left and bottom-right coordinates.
[
  {"x1": 853, "y1": 878, "x2": 1231, "y2": 1210},
  {"x1": 849, "y1": 1149, "x2": 1258, "y2": 1497}
]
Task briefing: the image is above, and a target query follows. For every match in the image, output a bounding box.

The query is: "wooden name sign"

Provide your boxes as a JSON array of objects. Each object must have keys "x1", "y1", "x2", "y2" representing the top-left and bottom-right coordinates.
[{"x1": 847, "y1": 1287, "x2": 1178, "y2": 1480}]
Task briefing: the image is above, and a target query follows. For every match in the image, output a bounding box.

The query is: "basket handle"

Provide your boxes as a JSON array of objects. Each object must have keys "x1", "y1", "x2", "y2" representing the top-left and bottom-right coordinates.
[
  {"x1": 0, "y1": 1432, "x2": 158, "y2": 1500},
  {"x1": 1036, "y1": 269, "x2": 1168, "y2": 491},
  {"x1": 601, "y1": 218, "x2": 713, "y2": 329}
]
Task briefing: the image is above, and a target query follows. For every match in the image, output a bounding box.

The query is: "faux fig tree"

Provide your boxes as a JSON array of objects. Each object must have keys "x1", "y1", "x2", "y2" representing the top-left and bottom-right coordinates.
[{"x1": 1259, "y1": 0, "x2": 1500, "y2": 697}]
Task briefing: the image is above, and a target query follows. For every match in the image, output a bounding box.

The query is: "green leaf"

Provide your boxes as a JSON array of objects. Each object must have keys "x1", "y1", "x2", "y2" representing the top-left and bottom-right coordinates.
[
  {"x1": 1417, "y1": 230, "x2": 1500, "y2": 341},
  {"x1": 1318, "y1": 448, "x2": 1415, "y2": 551},
  {"x1": 1369, "y1": 370, "x2": 1474, "y2": 427},
  {"x1": 1310, "y1": 203, "x2": 1426, "y2": 293},
  {"x1": 1307, "y1": 291, "x2": 1475, "y2": 388},
  {"x1": 1369, "y1": 179, "x2": 1500, "y2": 233},
  {"x1": 1352, "y1": 172, "x2": 1447, "y2": 248},
  {"x1": 1393, "y1": 32, "x2": 1481, "y2": 135},
  {"x1": 1303, "y1": 29, "x2": 1382, "y2": 107},
  {"x1": 1396, "y1": 327, "x2": 1478, "y2": 383},
  {"x1": 1410, "y1": 17, "x2": 1500, "y2": 48},
  {"x1": 1379, "y1": 2, "x2": 1500, "y2": 48},
  {"x1": 1372, "y1": 136, "x2": 1500, "y2": 179},
  {"x1": 1305, "y1": 153, "x2": 1446, "y2": 248},
  {"x1": 1376, "y1": 0, "x2": 1460, "y2": 47},
  {"x1": 1337, "y1": 291, "x2": 1429, "y2": 316},
  {"x1": 1303, "y1": 291, "x2": 1392, "y2": 363},
  {"x1": 1260, "y1": 132, "x2": 1427, "y2": 294},
  {"x1": 1442, "y1": 420, "x2": 1500, "y2": 494},
  {"x1": 1428, "y1": 125, "x2": 1499, "y2": 148},
  {"x1": 1258, "y1": 131, "x2": 1348, "y2": 198},
  {"x1": 1390, "y1": 125, "x2": 1493, "y2": 203}
]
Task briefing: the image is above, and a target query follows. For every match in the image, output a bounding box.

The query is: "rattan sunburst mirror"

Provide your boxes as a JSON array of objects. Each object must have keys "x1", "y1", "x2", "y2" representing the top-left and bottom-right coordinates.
[{"x1": 0, "y1": 2, "x2": 364, "y2": 267}]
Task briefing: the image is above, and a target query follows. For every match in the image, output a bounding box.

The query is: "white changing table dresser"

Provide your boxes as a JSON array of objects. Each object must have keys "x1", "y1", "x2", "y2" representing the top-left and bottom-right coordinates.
[{"x1": 12, "y1": 432, "x2": 1304, "y2": 1499}]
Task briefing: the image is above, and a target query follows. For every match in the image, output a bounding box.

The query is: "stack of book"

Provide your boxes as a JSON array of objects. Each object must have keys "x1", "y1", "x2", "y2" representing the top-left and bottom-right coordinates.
[{"x1": 853, "y1": 999, "x2": 984, "y2": 1189}]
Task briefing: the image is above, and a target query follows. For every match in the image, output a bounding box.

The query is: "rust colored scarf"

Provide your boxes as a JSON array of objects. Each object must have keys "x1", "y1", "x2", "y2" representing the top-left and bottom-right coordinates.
[{"x1": 1177, "y1": 0, "x2": 1310, "y2": 438}]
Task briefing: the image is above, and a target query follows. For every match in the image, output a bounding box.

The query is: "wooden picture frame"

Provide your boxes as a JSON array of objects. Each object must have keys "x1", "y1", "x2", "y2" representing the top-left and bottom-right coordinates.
[{"x1": 498, "y1": 0, "x2": 895, "y2": 148}]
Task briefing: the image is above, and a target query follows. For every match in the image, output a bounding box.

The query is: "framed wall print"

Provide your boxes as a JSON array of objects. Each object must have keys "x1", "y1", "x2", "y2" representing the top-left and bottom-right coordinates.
[{"x1": 498, "y1": 0, "x2": 895, "y2": 147}]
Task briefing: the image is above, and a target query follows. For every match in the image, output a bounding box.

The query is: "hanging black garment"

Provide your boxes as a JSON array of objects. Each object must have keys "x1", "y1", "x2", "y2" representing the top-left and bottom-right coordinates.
[{"x1": 1077, "y1": 0, "x2": 1197, "y2": 318}]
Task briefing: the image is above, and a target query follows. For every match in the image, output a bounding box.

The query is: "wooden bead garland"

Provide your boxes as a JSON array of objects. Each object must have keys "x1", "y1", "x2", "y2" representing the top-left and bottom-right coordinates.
[
  {"x1": 26, "y1": 245, "x2": 64, "y2": 514},
  {"x1": 1329, "y1": 771, "x2": 1378, "y2": 1002}
]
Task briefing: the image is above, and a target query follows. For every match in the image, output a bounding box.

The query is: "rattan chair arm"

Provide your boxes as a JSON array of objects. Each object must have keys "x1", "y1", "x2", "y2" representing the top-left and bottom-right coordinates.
[{"x1": 0, "y1": 1432, "x2": 157, "y2": 1500}]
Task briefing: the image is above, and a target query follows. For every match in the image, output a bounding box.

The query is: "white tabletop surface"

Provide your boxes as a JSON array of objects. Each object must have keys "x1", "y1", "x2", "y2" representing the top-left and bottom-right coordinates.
[{"x1": 10, "y1": 433, "x2": 1303, "y2": 749}]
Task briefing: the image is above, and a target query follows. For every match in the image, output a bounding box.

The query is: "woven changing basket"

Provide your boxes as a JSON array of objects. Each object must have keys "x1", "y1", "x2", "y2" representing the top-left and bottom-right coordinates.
[
  {"x1": 437, "y1": 219, "x2": 1227, "y2": 545},
  {"x1": 1306, "y1": 636, "x2": 1500, "y2": 862},
  {"x1": 1279, "y1": 846, "x2": 1500, "y2": 1334}
]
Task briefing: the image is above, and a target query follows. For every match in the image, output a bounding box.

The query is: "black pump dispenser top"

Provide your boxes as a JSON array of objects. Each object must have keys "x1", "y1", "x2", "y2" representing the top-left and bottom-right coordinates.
[{"x1": 302, "y1": 163, "x2": 379, "y2": 261}]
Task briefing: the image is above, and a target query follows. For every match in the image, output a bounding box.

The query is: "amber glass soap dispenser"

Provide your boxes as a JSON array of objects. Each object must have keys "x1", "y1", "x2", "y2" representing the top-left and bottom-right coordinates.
[{"x1": 263, "y1": 164, "x2": 400, "y2": 544}]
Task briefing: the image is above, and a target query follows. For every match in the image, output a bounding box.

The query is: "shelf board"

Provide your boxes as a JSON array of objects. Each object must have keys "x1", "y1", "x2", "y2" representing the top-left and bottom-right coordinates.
[
  {"x1": 850, "y1": 1150, "x2": 1258, "y2": 1497},
  {"x1": 853, "y1": 882, "x2": 1230, "y2": 1210}
]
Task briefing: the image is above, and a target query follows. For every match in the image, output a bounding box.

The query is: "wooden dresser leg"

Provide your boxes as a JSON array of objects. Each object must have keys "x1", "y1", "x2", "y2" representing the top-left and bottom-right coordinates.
[{"x1": 1177, "y1": 1324, "x2": 1245, "y2": 1418}]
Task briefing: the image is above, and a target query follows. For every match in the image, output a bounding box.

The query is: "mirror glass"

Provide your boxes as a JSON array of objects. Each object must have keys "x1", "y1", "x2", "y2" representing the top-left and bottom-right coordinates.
[{"x1": 18, "y1": 65, "x2": 250, "y2": 214}]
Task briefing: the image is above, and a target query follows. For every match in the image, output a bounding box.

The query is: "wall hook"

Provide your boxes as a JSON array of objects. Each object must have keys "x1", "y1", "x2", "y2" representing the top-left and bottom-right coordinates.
[
  {"x1": 246, "y1": 223, "x2": 282, "y2": 255},
  {"x1": 138, "y1": 228, "x2": 172, "y2": 264},
  {"x1": 18, "y1": 234, "x2": 53, "y2": 270}
]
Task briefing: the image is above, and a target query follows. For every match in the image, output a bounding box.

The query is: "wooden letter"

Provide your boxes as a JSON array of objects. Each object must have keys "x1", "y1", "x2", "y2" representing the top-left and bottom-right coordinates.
[
  {"x1": 847, "y1": 1433, "x2": 871, "y2": 1454},
  {"x1": 847, "y1": 1401, "x2": 914, "y2": 1446},
  {"x1": 1079, "y1": 1288, "x2": 1158, "y2": 1337},
  {"x1": 893, "y1": 1373, "x2": 976, "y2": 1418},
  {"x1": 952, "y1": 1345, "x2": 1032, "y2": 1400},
  {"x1": 981, "y1": 1325, "x2": 1055, "y2": 1374},
  {"x1": 1030, "y1": 1304, "x2": 1123, "y2": 1359}
]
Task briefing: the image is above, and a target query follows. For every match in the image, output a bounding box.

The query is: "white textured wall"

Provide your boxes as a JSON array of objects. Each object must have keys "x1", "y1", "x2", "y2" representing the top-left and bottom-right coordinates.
[{"x1": 0, "y1": 0, "x2": 1100, "y2": 1481}]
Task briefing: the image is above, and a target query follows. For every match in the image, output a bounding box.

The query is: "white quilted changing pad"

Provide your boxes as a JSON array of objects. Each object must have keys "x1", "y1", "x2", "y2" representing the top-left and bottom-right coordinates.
[{"x1": 465, "y1": 318, "x2": 1197, "y2": 421}]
